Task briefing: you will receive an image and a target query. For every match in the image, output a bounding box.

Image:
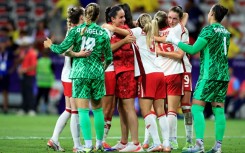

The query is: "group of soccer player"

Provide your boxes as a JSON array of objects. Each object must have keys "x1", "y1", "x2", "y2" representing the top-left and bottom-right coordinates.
[{"x1": 43, "y1": 2, "x2": 230, "y2": 153}]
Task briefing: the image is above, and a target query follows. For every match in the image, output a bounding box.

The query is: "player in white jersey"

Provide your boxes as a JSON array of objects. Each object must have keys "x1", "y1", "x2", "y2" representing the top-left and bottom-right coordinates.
[
  {"x1": 163, "y1": 7, "x2": 193, "y2": 151},
  {"x1": 153, "y1": 7, "x2": 192, "y2": 150},
  {"x1": 47, "y1": 7, "x2": 86, "y2": 152},
  {"x1": 155, "y1": 11, "x2": 194, "y2": 151},
  {"x1": 131, "y1": 13, "x2": 171, "y2": 152},
  {"x1": 157, "y1": 22, "x2": 194, "y2": 151}
]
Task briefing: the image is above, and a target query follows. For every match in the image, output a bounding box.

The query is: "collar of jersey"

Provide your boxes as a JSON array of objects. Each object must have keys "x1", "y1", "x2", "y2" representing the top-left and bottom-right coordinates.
[{"x1": 84, "y1": 22, "x2": 96, "y2": 28}]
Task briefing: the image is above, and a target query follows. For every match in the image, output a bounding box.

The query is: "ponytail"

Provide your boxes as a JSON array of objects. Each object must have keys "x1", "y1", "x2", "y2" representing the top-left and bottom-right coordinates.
[
  {"x1": 105, "y1": 7, "x2": 112, "y2": 23},
  {"x1": 137, "y1": 13, "x2": 152, "y2": 48},
  {"x1": 67, "y1": 6, "x2": 85, "y2": 31},
  {"x1": 85, "y1": 3, "x2": 100, "y2": 24},
  {"x1": 81, "y1": 3, "x2": 100, "y2": 35}
]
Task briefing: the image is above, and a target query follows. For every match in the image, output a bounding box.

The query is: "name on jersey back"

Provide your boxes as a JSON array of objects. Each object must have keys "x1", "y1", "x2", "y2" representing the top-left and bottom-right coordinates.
[{"x1": 77, "y1": 28, "x2": 103, "y2": 35}]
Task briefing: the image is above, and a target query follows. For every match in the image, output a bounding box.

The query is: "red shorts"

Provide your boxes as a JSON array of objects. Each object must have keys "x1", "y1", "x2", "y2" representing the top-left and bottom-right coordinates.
[
  {"x1": 165, "y1": 74, "x2": 183, "y2": 96},
  {"x1": 116, "y1": 71, "x2": 137, "y2": 98},
  {"x1": 105, "y1": 71, "x2": 116, "y2": 95},
  {"x1": 183, "y1": 72, "x2": 192, "y2": 91},
  {"x1": 62, "y1": 81, "x2": 72, "y2": 97},
  {"x1": 138, "y1": 72, "x2": 166, "y2": 100}
]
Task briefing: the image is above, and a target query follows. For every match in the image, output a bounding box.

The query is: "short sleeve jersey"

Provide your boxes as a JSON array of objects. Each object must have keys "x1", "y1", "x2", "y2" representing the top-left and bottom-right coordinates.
[
  {"x1": 51, "y1": 22, "x2": 112, "y2": 80},
  {"x1": 198, "y1": 23, "x2": 230, "y2": 81},
  {"x1": 111, "y1": 25, "x2": 134, "y2": 75},
  {"x1": 174, "y1": 24, "x2": 192, "y2": 73},
  {"x1": 130, "y1": 27, "x2": 163, "y2": 76},
  {"x1": 154, "y1": 24, "x2": 185, "y2": 76}
]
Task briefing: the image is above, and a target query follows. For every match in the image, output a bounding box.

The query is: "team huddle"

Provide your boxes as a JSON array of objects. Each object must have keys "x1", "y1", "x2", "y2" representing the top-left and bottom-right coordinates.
[{"x1": 43, "y1": 2, "x2": 230, "y2": 153}]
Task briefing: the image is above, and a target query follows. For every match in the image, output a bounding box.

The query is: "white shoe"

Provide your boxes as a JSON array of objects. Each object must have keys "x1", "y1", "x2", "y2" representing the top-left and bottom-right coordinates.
[
  {"x1": 170, "y1": 140, "x2": 179, "y2": 150},
  {"x1": 119, "y1": 142, "x2": 144, "y2": 152},
  {"x1": 47, "y1": 139, "x2": 65, "y2": 152},
  {"x1": 111, "y1": 141, "x2": 127, "y2": 150},
  {"x1": 162, "y1": 140, "x2": 171, "y2": 152},
  {"x1": 79, "y1": 146, "x2": 94, "y2": 153},
  {"x1": 146, "y1": 144, "x2": 162, "y2": 152},
  {"x1": 73, "y1": 145, "x2": 83, "y2": 153},
  {"x1": 17, "y1": 110, "x2": 25, "y2": 116},
  {"x1": 28, "y1": 110, "x2": 36, "y2": 116},
  {"x1": 209, "y1": 115, "x2": 215, "y2": 120},
  {"x1": 182, "y1": 144, "x2": 205, "y2": 153}
]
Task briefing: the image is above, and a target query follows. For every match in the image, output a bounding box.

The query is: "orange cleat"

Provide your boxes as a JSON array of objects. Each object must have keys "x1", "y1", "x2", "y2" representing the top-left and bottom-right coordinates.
[
  {"x1": 142, "y1": 143, "x2": 149, "y2": 149},
  {"x1": 102, "y1": 141, "x2": 111, "y2": 149},
  {"x1": 162, "y1": 146, "x2": 171, "y2": 153}
]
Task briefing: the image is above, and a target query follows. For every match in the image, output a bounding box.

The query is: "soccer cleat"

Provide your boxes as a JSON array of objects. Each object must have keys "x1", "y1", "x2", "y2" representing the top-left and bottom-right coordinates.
[
  {"x1": 170, "y1": 141, "x2": 179, "y2": 150},
  {"x1": 47, "y1": 139, "x2": 65, "y2": 152},
  {"x1": 182, "y1": 142, "x2": 194, "y2": 151},
  {"x1": 111, "y1": 141, "x2": 127, "y2": 150},
  {"x1": 162, "y1": 140, "x2": 171, "y2": 152},
  {"x1": 95, "y1": 145, "x2": 104, "y2": 152},
  {"x1": 77, "y1": 146, "x2": 94, "y2": 153},
  {"x1": 182, "y1": 144, "x2": 204, "y2": 153},
  {"x1": 206, "y1": 148, "x2": 222, "y2": 153},
  {"x1": 73, "y1": 146, "x2": 83, "y2": 153},
  {"x1": 28, "y1": 110, "x2": 36, "y2": 116},
  {"x1": 104, "y1": 148, "x2": 117, "y2": 152},
  {"x1": 102, "y1": 141, "x2": 111, "y2": 149},
  {"x1": 146, "y1": 144, "x2": 163, "y2": 152},
  {"x1": 162, "y1": 146, "x2": 171, "y2": 152},
  {"x1": 142, "y1": 143, "x2": 149, "y2": 149},
  {"x1": 119, "y1": 142, "x2": 144, "y2": 152}
]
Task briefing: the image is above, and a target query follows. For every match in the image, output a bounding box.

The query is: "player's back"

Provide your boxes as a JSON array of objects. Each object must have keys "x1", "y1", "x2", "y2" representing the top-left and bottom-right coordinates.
[
  {"x1": 155, "y1": 26, "x2": 184, "y2": 76},
  {"x1": 70, "y1": 23, "x2": 112, "y2": 80},
  {"x1": 198, "y1": 23, "x2": 230, "y2": 81}
]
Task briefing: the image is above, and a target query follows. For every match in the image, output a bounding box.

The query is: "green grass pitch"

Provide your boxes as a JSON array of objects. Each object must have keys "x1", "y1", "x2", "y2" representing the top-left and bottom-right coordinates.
[{"x1": 0, "y1": 114, "x2": 244, "y2": 153}]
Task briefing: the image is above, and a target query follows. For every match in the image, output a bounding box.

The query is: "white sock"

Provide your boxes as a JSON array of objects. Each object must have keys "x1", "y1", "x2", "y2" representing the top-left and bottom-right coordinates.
[
  {"x1": 143, "y1": 113, "x2": 156, "y2": 144},
  {"x1": 85, "y1": 140, "x2": 92, "y2": 148},
  {"x1": 168, "y1": 112, "x2": 177, "y2": 143},
  {"x1": 103, "y1": 119, "x2": 111, "y2": 142},
  {"x1": 144, "y1": 114, "x2": 161, "y2": 145},
  {"x1": 182, "y1": 105, "x2": 193, "y2": 143},
  {"x1": 51, "y1": 108, "x2": 71, "y2": 143},
  {"x1": 143, "y1": 127, "x2": 150, "y2": 144},
  {"x1": 70, "y1": 111, "x2": 82, "y2": 148},
  {"x1": 96, "y1": 139, "x2": 103, "y2": 148},
  {"x1": 158, "y1": 115, "x2": 170, "y2": 147}
]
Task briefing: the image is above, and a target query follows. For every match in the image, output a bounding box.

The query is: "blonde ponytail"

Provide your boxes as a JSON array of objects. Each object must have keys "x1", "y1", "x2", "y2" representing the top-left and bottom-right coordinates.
[
  {"x1": 137, "y1": 13, "x2": 152, "y2": 48},
  {"x1": 151, "y1": 19, "x2": 159, "y2": 37},
  {"x1": 81, "y1": 3, "x2": 100, "y2": 35}
]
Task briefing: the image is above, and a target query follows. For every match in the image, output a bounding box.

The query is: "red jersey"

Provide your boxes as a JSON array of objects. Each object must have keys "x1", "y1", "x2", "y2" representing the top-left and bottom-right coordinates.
[{"x1": 111, "y1": 25, "x2": 134, "y2": 75}]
